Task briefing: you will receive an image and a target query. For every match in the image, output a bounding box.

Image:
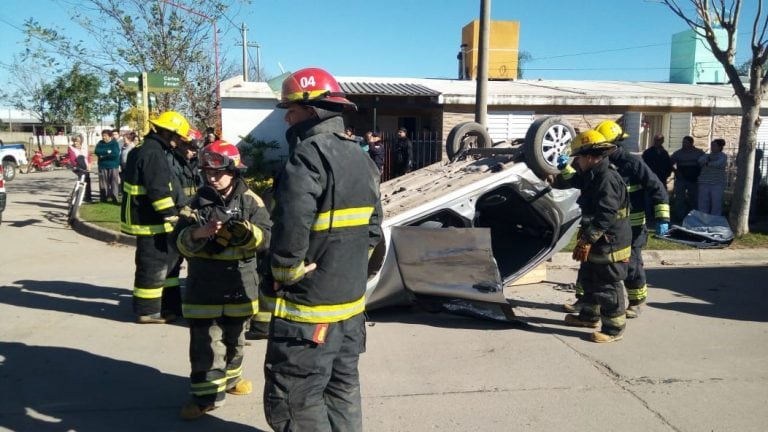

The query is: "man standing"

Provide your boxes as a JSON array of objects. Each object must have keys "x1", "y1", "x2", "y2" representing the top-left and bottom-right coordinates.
[
  {"x1": 393, "y1": 127, "x2": 413, "y2": 177},
  {"x1": 94, "y1": 129, "x2": 121, "y2": 203},
  {"x1": 265, "y1": 67, "x2": 383, "y2": 431},
  {"x1": 557, "y1": 130, "x2": 631, "y2": 343},
  {"x1": 642, "y1": 134, "x2": 673, "y2": 188},
  {"x1": 671, "y1": 136, "x2": 705, "y2": 222},
  {"x1": 121, "y1": 111, "x2": 192, "y2": 324},
  {"x1": 697, "y1": 138, "x2": 728, "y2": 215}
]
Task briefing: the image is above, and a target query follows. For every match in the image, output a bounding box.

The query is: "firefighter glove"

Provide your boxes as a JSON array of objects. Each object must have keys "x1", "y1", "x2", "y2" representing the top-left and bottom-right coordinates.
[
  {"x1": 556, "y1": 154, "x2": 570, "y2": 170},
  {"x1": 227, "y1": 219, "x2": 254, "y2": 247},
  {"x1": 214, "y1": 224, "x2": 233, "y2": 248},
  {"x1": 656, "y1": 221, "x2": 669, "y2": 236},
  {"x1": 572, "y1": 239, "x2": 592, "y2": 262}
]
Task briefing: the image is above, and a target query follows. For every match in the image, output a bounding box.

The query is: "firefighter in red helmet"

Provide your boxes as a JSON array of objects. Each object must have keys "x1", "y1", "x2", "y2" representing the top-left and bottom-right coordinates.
[
  {"x1": 263, "y1": 67, "x2": 383, "y2": 431},
  {"x1": 172, "y1": 140, "x2": 272, "y2": 420}
]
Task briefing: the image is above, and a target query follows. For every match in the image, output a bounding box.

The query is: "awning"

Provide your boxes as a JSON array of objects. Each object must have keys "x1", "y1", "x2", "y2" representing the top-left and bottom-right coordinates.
[{"x1": 339, "y1": 82, "x2": 440, "y2": 97}]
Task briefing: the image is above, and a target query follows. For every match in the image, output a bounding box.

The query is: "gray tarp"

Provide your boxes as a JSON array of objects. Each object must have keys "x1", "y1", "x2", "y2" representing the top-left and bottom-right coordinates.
[{"x1": 661, "y1": 210, "x2": 734, "y2": 248}]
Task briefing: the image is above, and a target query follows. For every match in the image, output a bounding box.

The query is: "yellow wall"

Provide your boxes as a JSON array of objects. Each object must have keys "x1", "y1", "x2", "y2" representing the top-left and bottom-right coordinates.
[{"x1": 461, "y1": 20, "x2": 520, "y2": 80}]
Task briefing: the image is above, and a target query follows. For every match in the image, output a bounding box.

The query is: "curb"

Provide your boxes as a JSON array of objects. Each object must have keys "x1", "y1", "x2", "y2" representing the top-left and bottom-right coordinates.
[
  {"x1": 71, "y1": 215, "x2": 136, "y2": 247},
  {"x1": 550, "y1": 248, "x2": 768, "y2": 267}
]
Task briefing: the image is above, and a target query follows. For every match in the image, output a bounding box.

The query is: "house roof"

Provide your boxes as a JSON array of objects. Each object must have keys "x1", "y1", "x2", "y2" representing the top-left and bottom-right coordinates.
[{"x1": 339, "y1": 81, "x2": 440, "y2": 97}]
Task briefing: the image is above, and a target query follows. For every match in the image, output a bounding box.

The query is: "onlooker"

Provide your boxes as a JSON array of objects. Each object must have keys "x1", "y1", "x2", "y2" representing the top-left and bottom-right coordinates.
[
  {"x1": 394, "y1": 127, "x2": 413, "y2": 177},
  {"x1": 367, "y1": 131, "x2": 385, "y2": 174},
  {"x1": 94, "y1": 129, "x2": 121, "y2": 204},
  {"x1": 67, "y1": 134, "x2": 93, "y2": 202},
  {"x1": 120, "y1": 131, "x2": 138, "y2": 173},
  {"x1": 697, "y1": 138, "x2": 728, "y2": 216},
  {"x1": 642, "y1": 134, "x2": 673, "y2": 187},
  {"x1": 671, "y1": 136, "x2": 705, "y2": 222},
  {"x1": 345, "y1": 126, "x2": 367, "y2": 152}
]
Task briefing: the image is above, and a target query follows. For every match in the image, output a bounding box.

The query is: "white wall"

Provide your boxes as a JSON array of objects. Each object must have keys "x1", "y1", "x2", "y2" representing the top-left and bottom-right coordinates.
[{"x1": 221, "y1": 98, "x2": 288, "y2": 161}]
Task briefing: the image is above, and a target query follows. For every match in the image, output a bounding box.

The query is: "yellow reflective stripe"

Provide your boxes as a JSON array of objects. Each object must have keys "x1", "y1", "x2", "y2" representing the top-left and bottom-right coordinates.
[
  {"x1": 610, "y1": 246, "x2": 631, "y2": 262},
  {"x1": 120, "y1": 221, "x2": 173, "y2": 235},
  {"x1": 627, "y1": 184, "x2": 643, "y2": 192},
  {"x1": 311, "y1": 206, "x2": 374, "y2": 231},
  {"x1": 182, "y1": 304, "x2": 224, "y2": 319},
  {"x1": 223, "y1": 301, "x2": 259, "y2": 317},
  {"x1": 654, "y1": 203, "x2": 670, "y2": 219},
  {"x1": 183, "y1": 186, "x2": 196, "y2": 197},
  {"x1": 226, "y1": 365, "x2": 243, "y2": 380},
  {"x1": 616, "y1": 207, "x2": 629, "y2": 219},
  {"x1": 271, "y1": 295, "x2": 366, "y2": 323},
  {"x1": 561, "y1": 165, "x2": 576, "y2": 180},
  {"x1": 286, "y1": 89, "x2": 331, "y2": 103},
  {"x1": 630, "y1": 212, "x2": 646, "y2": 226},
  {"x1": 152, "y1": 196, "x2": 175, "y2": 212},
  {"x1": 134, "y1": 286, "x2": 163, "y2": 299},
  {"x1": 123, "y1": 182, "x2": 146, "y2": 195},
  {"x1": 272, "y1": 262, "x2": 306, "y2": 284},
  {"x1": 252, "y1": 311, "x2": 272, "y2": 323},
  {"x1": 191, "y1": 377, "x2": 226, "y2": 396},
  {"x1": 164, "y1": 277, "x2": 180, "y2": 288},
  {"x1": 626, "y1": 284, "x2": 648, "y2": 301}
]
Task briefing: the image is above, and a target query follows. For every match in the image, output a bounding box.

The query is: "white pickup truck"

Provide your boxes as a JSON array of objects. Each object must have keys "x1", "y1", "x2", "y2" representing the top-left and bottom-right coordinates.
[{"x1": 0, "y1": 142, "x2": 28, "y2": 181}]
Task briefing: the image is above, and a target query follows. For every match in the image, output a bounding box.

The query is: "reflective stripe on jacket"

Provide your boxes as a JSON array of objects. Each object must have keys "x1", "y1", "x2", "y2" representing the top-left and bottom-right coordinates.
[
  {"x1": 609, "y1": 146, "x2": 670, "y2": 227},
  {"x1": 268, "y1": 115, "x2": 383, "y2": 324}
]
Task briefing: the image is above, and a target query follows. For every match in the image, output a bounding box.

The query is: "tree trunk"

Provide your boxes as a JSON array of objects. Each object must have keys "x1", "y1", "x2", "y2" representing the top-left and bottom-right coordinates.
[{"x1": 728, "y1": 103, "x2": 759, "y2": 236}]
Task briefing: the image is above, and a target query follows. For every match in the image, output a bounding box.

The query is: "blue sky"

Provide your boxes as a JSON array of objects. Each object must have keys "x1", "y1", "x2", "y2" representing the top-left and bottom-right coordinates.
[{"x1": 0, "y1": 0, "x2": 762, "y2": 91}]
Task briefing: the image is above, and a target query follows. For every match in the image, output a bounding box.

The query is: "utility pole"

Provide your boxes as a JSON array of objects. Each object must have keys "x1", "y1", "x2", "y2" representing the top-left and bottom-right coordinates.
[
  {"x1": 474, "y1": 0, "x2": 490, "y2": 127},
  {"x1": 238, "y1": 23, "x2": 262, "y2": 82}
]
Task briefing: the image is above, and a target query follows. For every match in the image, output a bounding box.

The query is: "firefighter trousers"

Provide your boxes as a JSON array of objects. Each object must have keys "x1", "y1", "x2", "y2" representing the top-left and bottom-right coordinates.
[
  {"x1": 133, "y1": 234, "x2": 181, "y2": 316},
  {"x1": 263, "y1": 313, "x2": 366, "y2": 432},
  {"x1": 626, "y1": 226, "x2": 648, "y2": 306},
  {"x1": 188, "y1": 316, "x2": 249, "y2": 407},
  {"x1": 578, "y1": 261, "x2": 628, "y2": 336}
]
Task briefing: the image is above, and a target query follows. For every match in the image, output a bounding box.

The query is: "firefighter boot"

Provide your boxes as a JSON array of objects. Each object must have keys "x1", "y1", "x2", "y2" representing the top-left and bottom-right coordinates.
[
  {"x1": 225, "y1": 379, "x2": 253, "y2": 396},
  {"x1": 564, "y1": 314, "x2": 600, "y2": 328},
  {"x1": 563, "y1": 299, "x2": 584, "y2": 313},
  {"x1": 136, "y1": 313, "x2": 166, "y2": 324},
  {"x1": 626, "y1": 303, "x2": 643, "y2": 319},
  {"x1": 591, "y1": 331, "x2": 624, "y2": 343},
  {"x1": 179, "y1": 402, "x2": 216, "y2": 420}
]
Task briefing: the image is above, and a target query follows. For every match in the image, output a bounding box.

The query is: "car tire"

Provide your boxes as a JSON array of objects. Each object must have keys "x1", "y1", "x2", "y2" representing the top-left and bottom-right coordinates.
[
  {"x1": 523, "y1": 116, "x2": 576, "y2": 177},
  {"x1": 446, "y1": 122, "x2": 492, "y2": 162},
  {"x1": 2, "y1": 161, "x2": 16, "y2": 181}
]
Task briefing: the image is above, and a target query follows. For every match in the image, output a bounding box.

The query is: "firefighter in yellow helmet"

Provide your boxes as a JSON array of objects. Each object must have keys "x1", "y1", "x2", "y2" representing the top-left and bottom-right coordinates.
[
  {"x1": 264, "y1": 67, "x2": 383, "y2": 430},
  {"x1": 120, "y1": 110, "x2": 190, "y2": 323},
  {"x1": 564, "y1": 120, "x2": 670, "y2": 318},
  {"x1": 554, "y1": 129, "x2": 631, "y2": 342}
]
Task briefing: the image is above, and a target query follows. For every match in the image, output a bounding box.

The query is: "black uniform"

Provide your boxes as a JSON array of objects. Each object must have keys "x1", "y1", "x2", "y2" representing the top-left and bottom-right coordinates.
[
  {"x1": 174, "y1": 178, "x2": 272, "y2": 408},
  {"x1": 393, "y1": 135, "x2": 412, "y2": 177},
  {"x1": 264, "y1": 115, "x2": 383, "y2": 431},
  {"x1": 120, "y1": 132, "x2": 180, "y2": 317},
  {"x1": 560, "y1": 158, "x2": 632, "y2": 335},
  {"x1": 609, "y1": 147, "x2": 670, "y2": 306}
]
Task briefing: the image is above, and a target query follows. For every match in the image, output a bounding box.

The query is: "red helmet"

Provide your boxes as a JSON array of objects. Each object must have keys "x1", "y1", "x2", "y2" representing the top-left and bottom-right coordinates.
[
  {"x1": 277, "y1": 67, "x2": 355, "y2": 111},
  {"x1": 200, "y1": 140, "x2": 246, "y2": 171}
]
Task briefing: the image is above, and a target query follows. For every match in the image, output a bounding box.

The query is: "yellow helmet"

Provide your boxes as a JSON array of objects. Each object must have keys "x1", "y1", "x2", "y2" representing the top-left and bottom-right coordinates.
[
  {"x1": 570, "y1": 130, "x2": 615, "y2": 155},
  {"x1": 149, "y1": 111, "x2": 191, "y2": 141},
  {"x1": 594, "y1": 120, "x2": 628, "y2": 143}
]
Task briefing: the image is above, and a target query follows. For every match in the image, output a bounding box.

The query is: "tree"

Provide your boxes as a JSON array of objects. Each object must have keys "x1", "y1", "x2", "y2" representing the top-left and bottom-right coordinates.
[
  {"x1": 7, "y1": 55, "x2": 57, "y2": 149},
  {"x1": 21, "y1": 0, "x2": 245, "y2": 132},
  {"x1": 661, "y1": 0, "x2": 767, "y2": 236}
]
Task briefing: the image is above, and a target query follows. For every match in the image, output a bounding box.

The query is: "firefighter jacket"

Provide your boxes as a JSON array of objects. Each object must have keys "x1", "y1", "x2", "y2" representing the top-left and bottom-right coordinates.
[
  {"x1": 609, "y1": 146, "x2": 670, "y2": 228},
  {"x1": 120, "y1": 132, "x2": 178, "y2": 236},
  {"x1": 267, "y1": 115, "x2": 384, "y2": 324},
  {"x1": 167, "y1": 149, "x2": 201, "y2": 208},
  {"x1": 173, "y1": 177, "x2": 272, "y2": 318},
  {"x1": 559, "y1": 158, "x2": 632, "y2": 263}
]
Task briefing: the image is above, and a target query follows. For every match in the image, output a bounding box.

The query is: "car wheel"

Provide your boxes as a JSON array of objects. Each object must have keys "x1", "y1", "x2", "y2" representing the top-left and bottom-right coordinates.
[
  {"x1": 523, "y1": 116, "x2": 576, "y2": 177},
  {"x1": 446, "y1": 122, "x2": 492, "y2": 162},
  {"x1": 2, "y1": 161, "x2": 17, "y2": 181}
]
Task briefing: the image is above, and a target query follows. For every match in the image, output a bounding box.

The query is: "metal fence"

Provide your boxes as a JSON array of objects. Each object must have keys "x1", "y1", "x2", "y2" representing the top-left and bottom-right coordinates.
[{"x1": 376, "y1": 131, "x2": 443, "y2": 182}]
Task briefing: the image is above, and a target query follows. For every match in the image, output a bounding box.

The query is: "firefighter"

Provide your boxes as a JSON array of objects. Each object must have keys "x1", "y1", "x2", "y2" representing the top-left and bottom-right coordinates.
[
  {"x1": 121, "y1": 111, "x2": 191, "y2": 324},
  {"x1": 173, "y1": 140, "x2": 272, "y2": 420},
  {"x1": 563, "y1": 120, "x2": 670, "y2": 318},
  {"x1": 264, "y1": 67, "x2": 383, "y2": 431},
  {"x1": 557, "y1": 130, "x2": 632, "y2": 342}
]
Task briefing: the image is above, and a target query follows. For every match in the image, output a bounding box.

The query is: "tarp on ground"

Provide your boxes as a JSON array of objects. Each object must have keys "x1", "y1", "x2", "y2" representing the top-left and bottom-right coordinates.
[{"x1": 661, "y1": 210, "x2": 734, "y2": 248}]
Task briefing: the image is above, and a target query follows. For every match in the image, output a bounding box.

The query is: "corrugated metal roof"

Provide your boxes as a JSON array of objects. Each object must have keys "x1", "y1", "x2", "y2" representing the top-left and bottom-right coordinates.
[{"x1": 339, "y1": 81, "x2": 440, "y2": 96}]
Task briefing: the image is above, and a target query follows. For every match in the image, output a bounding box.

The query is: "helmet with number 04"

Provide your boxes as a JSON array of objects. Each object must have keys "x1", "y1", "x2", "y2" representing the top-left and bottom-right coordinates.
[
  {"x1": 149, "y1": 111, "x2": 191, "y2": 141},
  {"x1": 200, "y1": 140, "x2": 246, "y2": 171},
  {"x1": 594, "y1": 120, "x2": 629, "y2": 143},
  {"x1": 277, "y1": 67, "x2": 356, "y2": 111}
]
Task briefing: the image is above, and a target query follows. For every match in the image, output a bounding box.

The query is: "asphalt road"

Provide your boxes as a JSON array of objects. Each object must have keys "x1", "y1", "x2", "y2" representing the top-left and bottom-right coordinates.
[{"x1": 1, "y1": 169, "x2": 767, "y2": 432}]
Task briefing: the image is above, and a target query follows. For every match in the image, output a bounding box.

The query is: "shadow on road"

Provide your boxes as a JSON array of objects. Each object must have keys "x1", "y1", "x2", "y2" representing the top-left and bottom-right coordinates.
[
  {"x1": 646, "y1": 265, "x2": 768, "y2": 322},
  {"x1": 3, "y1": 280, "x2": 133, "y2": 323},
  {"x1": 367, "y1": 305, "x2": 529, "y2": 330},
  {"x1": 0, "y1": 341, "x2": 263, "y2": 432}
]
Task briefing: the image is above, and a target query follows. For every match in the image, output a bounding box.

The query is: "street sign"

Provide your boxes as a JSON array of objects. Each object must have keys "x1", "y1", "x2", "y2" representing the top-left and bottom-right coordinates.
[
  {"x1": 122, "y1": 72, "x2": 141, "y2": 90},
  {"x1": 146, "y1": 72, "x2": 182, "y2": 93}
]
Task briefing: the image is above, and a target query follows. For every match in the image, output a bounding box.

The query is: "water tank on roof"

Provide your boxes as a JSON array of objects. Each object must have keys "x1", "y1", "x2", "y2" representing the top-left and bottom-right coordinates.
[{"x1": 669, "y1": 28, "x2": 729, "y2": 84}]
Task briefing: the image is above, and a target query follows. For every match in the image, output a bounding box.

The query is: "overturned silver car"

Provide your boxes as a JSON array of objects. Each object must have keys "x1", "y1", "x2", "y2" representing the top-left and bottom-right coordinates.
[{"x1": 365, "y1": 117, "x2": 581, "y2": 321}]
